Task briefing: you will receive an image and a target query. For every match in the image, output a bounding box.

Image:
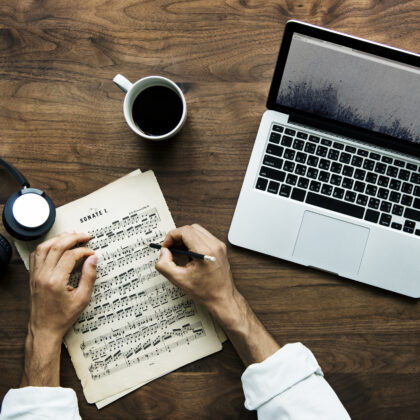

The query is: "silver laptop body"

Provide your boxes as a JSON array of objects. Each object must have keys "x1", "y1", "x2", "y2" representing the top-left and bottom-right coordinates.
[{"x1": 229, "y1": 21, "x2": 420, "y2": 298}]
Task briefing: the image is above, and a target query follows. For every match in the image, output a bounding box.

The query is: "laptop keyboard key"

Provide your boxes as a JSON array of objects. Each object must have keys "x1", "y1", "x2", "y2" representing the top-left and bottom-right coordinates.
[
  {"x1": 366, "y1": 185, "x2": 377, "y2": 196},
  {"x1": 304, "y1": 143, "x2": 316, "y2": 154},
  {"x1": 266, "y1": 144, "x2": 284, "y2": 157},
  {"x1": 256, "y1": 177, "x2": 268, "y2": 191},
  {"x1": 387, "y1": 166, "x2": 398, "y2": 177},
  {"x1": 328, "y1": 149, "x2": 340, "y2": 160},
  {"x1": 319, "y1": 159, "x2": 330, "y2": 170},
  {"x1": 321, "y1": 184, "x2": 333, "y2": 196},
  {"x1": 341, "y1": 166, "x2": 353, "y2": 177},
  {"x1": 342, "y1": 178, "x2": 354, "y2": 189},
  {"x1": 401, "y1": 195, "x2": 413, "y2": 206},
  {"x1": 392, "y1": 204, "x2": 403, "y2": 216},
  {"x1": 309, "y1": 135, "x2": 320, "y2": 143},
  {"x1": 295, "y1": 152, "x2": 307, "y2": 164},
  {"x1": 293, "y1": 139, "x2": 304, "y2": 150},
  {"x1": 319, "y1": 171, "x2": 330, "y2": 183},
  {"x1": 389, "y1": 179, "x2": 401, "y2": 191},
  {"x1": 401, "y1": 182, "x2": 413, "y2": 194},
  {"x1": 379, "y1": 213, "x2": 392, "y2": 227},
  {"x1": 307, "y1": 168, "x2": 318, "y2": 179},
  {"x1": 405, "y1": 207, "x2": 420, "y2": 222},
  {"x1": 354, "y1": 181, "x2": 365, "y2": 193},
  {"x1": 398, "y1": 169, "x2": 410, "y2": 181},
  {"x1": 333, "y1": 142, "x2": 344, "y2": 150},
  {"x1": 291, "y1": 187, "x2": 306, "y2": 202},
  {"x1": 366, "y1": 172, "x2": 378, "y2": 184},
  {"x1": 382, "y1": 156, "x2": 393, "y2": 163},
  {"x1": 374, "y1": 162, "x2": 386, "y2": 174},
  {"x1": 284, "y1": 149, "x2": 295, "y2": 160},
  {"x1": 377, "y1": 176, "x2": 390, "y2": 187},
  {"x1": 411, "y1": 173, "x2": 420, "y2": 184},
  {"x1": 333, "y1": 188, "x2": 344, "y2": 199},
  {"x1": 316, "y1": 146, "x2": 328, "y2": 157},
  {"x1": 354, "y1": 169, "x2": 366, "y2": 180},
  {"x1": 391, "y1": 222, "x2": 402, "y2": 230},
  {"x1": 286, "y1": 174, "x2": 298, "y2": 186},
  {"x1": 306, "y1": 192, "x2": 364, "y2": 218},
  {"x1": 283, "y1": 161, "x2": 295, "y2": 172},
  {"x1": 263, "y1": 155, "x2": 283, "y2": 169},
  {"x1": 377, "y1": 188, "x2": 389, "y2": 200},
  {"x1": 272, "y1": 125, "x2": 284, "y2": 133},
  {"x1": 403, "y1": 220, "x2": 415, "y2": 233},
  {"x1": 260, "y1": 166, "x2": 286, "y2": 182},
  {"x1": 370, "y1": 152, "x2": 381, "y2": 160},
  {"x1": 363, "y1": 159, "x2": 375, "y2": 171},
  {"x1": 345, "y1": 145, "x2": 356, "y2": 153},
  {"x1": 267, "y1": 181, "x2": 280, "y2": 194},
  {"x1": 357, "y1": 149, "x2": 369, "y2": 157},
  {"x1": 269, "y1": 132, "x2": 281, "y2": 144},
  {"x1": 389, "y1": 192, "x2": 401, "y2": 203},
  {"x1": 331, "y1": 162, "x2": 343, "y2": 174},
  {"x1": 298, "y1": 177, "x2": 310, "y2": 189},
  {"x1": 307, "y1": 156, "x2": 319, "y2": 167},
  {"x1": 368, "y1": 198, "x2": 380, "y2": 209},
  {"x1": 356, "y1": 194, "x2": 368, "y2": 206},
  {"x1": 330, "y1": 175, "x2": 342, "y2": 186},
  {"x1": 309, "y1": 180, "x2": 321, "y2": 192},
  {"x1": 339, "y1": 152, "x2": 351, "y2": 164},
  {"x1": 394, "y1": 159, "x2": 405, "y2": 167},
  {"x1": 285, "y1": 128, "x2": 296, "y2": 136},
  {"x1": 365, "y1": 209, "x2": 380, "y2": 223},
  {"x1": 345, "y1": 191, "x2": 356, "y2": 202},
  {"x1": 380, "y1": 201, "x2": 392, "y2": 213},
  {"x1": 321, "y1": 138, "x2": 332, "y2": 146},
  {"x1": 279, "y1": 184, "x2": 291, "y2": 197},
  {"x1": 406, "y1": 163, "x2": 417, "y2": 171},
  {"x1": 297, "y1": 131, "x2": 308, "y2": 139},
  {"x1": 351, "y1": 156, "x2": 363, "y2": 167},
  {"x1": 281, "y1": 135, "x2": 293, "y2": 147},
  {"x1": 295, "y1": 164, "x2": 306, "y2": 176},
  {"x1": 414, "y1": 198, "x2": 420, "y2": 209},
  {"x1": 414, "y1": 186, "x2": 420, "y2": 197}
]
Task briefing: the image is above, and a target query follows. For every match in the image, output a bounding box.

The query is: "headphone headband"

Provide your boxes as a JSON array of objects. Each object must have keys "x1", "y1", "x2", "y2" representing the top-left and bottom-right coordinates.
[{"x1": 0, "y1": 158, "x2": 30, "y2": 188}]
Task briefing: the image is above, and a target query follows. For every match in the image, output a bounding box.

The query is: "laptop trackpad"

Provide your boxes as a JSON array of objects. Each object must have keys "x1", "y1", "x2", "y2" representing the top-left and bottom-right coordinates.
[{"x1": 293, "y1": 211, "x2": 370, "y2": 276}]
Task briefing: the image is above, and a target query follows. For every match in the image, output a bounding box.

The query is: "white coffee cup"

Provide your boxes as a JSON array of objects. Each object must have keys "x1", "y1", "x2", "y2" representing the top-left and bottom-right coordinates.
[{"x1": 113, "y1": 74, "x2": 187, "y2": 141}]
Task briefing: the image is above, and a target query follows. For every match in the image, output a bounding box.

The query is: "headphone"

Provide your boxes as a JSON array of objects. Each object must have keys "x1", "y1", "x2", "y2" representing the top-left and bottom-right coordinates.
[{"x1": 0, "y1": 158, "x2": 56, "y2": 271}]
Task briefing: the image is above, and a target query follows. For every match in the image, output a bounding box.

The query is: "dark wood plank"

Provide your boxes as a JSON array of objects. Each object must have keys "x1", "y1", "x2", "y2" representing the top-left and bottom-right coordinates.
[{"x1": 0, "y1": 1, "x2": 419, "y2": 419}]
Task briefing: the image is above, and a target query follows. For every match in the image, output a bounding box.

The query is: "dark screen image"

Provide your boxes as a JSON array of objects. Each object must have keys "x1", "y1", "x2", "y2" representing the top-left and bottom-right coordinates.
[{"x1": 277, "y1": 34, "x2": 420, "y2": 143}]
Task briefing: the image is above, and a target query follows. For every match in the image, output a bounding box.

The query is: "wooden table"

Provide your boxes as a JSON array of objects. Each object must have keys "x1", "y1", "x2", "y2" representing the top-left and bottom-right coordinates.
[{"x1": 0, "y1": 1, "x2": 419, "y2": 418}]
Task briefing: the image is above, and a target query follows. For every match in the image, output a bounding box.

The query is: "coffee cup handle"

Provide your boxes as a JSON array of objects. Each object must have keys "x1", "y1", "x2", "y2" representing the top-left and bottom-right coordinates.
[{"x1": 113, "y1": 74, "x2": 133, "y2": 93}]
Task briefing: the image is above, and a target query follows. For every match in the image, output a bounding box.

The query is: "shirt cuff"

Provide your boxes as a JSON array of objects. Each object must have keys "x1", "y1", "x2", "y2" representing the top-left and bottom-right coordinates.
[
  {"x1": 241, "y1": 342, "x2": 323, "y2": 410},
  {"x1": 1, "y1": 387, "x2": 81, "y2": 420}
]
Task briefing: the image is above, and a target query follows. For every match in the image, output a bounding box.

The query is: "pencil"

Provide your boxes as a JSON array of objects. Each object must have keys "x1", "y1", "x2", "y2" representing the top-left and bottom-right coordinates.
[{"x1": 148, "y1": 243, "x2": 216, "y2": 262}]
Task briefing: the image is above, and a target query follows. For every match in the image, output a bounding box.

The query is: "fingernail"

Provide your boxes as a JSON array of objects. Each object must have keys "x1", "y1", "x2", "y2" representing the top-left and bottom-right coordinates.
[{"x1": 89, "y1": 256, "x2": 98, "y2": 266}]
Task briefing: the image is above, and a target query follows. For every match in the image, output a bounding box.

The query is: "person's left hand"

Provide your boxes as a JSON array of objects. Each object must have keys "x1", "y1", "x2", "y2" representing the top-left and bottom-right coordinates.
[{"x1": 28, "y1": 231, "x2": 98, "y2": 342}]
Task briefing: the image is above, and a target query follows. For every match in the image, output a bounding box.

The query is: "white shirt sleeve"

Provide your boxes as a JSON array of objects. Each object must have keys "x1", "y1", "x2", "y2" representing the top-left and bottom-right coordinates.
[
  {"x1": 241, "y1": 343, "x2": 351, "y2": 420},
  {"x1": 0, "y1": 387, "x2": 81, "y2": 420}
]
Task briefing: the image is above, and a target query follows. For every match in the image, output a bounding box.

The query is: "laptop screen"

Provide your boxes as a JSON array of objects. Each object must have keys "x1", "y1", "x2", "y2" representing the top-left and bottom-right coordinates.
[{"x1": 275, "y1": 33, "x2": 420, "y2": 144}]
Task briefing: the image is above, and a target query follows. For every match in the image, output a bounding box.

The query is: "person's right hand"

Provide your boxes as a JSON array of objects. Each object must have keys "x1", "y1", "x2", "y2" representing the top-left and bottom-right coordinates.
[{"x1": 155, "y1": 224, "x2": 238, "y2": 316}]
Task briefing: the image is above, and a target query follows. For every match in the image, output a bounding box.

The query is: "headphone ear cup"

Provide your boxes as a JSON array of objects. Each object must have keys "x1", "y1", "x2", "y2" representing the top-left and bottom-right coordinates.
[{"x1": 0, "y1": 233, "x2": 12, "y2": 271}]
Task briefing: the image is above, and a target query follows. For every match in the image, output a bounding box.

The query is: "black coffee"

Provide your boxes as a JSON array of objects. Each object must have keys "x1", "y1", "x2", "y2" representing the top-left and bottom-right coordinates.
[{"x1": 132, "y1": 85, "x2": 183, "y2": 136}]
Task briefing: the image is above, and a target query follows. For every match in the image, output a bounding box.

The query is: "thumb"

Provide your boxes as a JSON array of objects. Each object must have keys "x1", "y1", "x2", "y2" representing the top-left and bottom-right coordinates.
[
  {"x1": 75, "y1": 255, "x2": 98, "y2": 303},
  {"x1": 155, "y1": 247, "x2": 185, "y2": 283}
]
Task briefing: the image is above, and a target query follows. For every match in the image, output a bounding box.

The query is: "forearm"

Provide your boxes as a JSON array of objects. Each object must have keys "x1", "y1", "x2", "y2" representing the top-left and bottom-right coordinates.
[
  {"x1": 20, "y1": 330, "x2": 62, "y2": 387},
  {"x1": 210, "y1": 289, "x2": 280, "y2": 367}
]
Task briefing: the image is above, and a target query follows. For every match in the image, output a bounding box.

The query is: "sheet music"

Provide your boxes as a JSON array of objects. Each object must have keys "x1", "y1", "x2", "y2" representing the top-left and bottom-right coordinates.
[{"x1": 15, "y1": 171, "x2": 222, "y2": 404}]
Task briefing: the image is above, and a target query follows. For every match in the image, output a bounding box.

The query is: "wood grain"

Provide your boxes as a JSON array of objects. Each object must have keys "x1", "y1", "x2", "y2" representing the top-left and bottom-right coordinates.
[{"x1": 0, "y1": 1, "x2": 419, "y2": 419}]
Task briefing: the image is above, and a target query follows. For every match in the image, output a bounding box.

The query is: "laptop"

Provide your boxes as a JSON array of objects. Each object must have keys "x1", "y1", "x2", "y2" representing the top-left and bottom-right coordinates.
[{"x1": 229, "y1": 20, "x2": 420, "y2": 298}]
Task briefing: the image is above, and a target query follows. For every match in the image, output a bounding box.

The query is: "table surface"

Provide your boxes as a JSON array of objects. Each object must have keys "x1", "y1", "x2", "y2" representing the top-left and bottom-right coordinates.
[{"x1": 0, "y1": 1, "x2": 419, "y2": 419}]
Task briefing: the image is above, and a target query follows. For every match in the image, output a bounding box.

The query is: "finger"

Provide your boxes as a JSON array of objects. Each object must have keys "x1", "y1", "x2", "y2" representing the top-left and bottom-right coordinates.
[
  {"x1": 162, "y1": 226, "x2": 210, "y2": 253},
  {"x1": 155, "y1": 247, "x2": 188, "y2": 286},
  {"x1": 74, "y1": 255, "x2": 98, "y2": 306},
  {"x1": 44, "y1": 232, "x2": 91, "y2": 268},
  {"x1": 32, "y1": 231, "x2": 70, "y2": 264},
  {"x1": 55, "y1": 247, "x2": 95, "y2": 284}
]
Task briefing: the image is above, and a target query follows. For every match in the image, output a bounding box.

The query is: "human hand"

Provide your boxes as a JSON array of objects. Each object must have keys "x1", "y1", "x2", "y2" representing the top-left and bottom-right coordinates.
[
  {"x1": 155, "y1": 224, "x2": 238, "y2": 318},
  {"x1": 28, "y1": 232, "x2": 98, "y2": 343}
]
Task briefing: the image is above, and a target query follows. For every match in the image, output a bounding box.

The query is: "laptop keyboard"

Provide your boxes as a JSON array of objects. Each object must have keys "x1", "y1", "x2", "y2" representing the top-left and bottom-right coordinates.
[{"x1": 256, "y1": 124, "x2": 420, "y2": 235}]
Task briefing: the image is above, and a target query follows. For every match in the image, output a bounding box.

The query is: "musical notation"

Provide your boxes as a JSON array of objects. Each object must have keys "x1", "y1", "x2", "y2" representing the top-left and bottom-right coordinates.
[{"x1": 68, "y1": 206, "x2": 210, "y2": 382}]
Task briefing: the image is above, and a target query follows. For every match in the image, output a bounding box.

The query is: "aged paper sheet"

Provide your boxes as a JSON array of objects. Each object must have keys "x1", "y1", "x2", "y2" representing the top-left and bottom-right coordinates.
[{"x1": 16, "y1": 171, "x2": 222, "y2": 404}]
